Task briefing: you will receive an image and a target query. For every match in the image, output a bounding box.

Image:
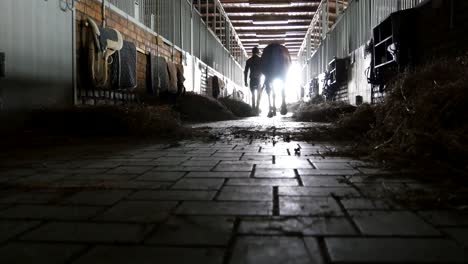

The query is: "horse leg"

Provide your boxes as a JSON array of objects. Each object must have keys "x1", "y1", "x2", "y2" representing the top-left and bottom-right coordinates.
[
  {"x1": 280, "y1": 79, "x2": 288, "y2": 115},
  {"x1": 251, "y1": 89, "x2": 256, "y2": 110},
  {"x1": 272, "y1": 86, "x2": 277, "y2": 116},
  {"x1": 257, "y1": 84, "x2": 264, "y2": 113},
  {"x1": 266, "y1": 83, "x2": 274, "y2": 118}
]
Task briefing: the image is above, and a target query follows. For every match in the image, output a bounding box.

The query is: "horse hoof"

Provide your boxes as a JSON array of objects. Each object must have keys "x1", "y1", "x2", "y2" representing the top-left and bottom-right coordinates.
[
  {"x1": 280, "y1": 106, "x2": 288, "y2": 115},
  {"x1": 267, "y1": 111, "x2": 274, "y2": 118}
]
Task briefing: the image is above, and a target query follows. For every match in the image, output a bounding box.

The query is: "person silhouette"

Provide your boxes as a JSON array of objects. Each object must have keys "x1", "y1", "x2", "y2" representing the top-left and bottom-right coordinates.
[{"x1": 244, "y1": 46, "x2": 262, "y2": 111}]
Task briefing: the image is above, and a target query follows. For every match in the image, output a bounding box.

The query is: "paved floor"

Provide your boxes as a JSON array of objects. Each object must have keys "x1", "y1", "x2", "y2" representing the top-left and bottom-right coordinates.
[{"x1": 0, "y1": 116, "x2": 467, "y2": 263}]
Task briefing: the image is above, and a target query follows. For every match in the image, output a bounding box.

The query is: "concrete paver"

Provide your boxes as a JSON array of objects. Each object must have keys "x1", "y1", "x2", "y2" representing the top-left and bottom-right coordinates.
[
  {"x1": 254, "y1": 169, "x2": 296, "y2": 178},
  {"x1": 326, "y1": 238, "x2": 468, "y2": 263},
  {"x1": 217, "y1": 186, "x2": 272, "y2": 201},
  {"x1": 349, "y1": 211, "x2": 441, "y2": 236},
  {"x1": 227, "y1": 178, "x2": 299, "y2": 186},
  {"x1": 93, "y1": 201, "x2": 177, "y2": 223},
  {"x1": 230, "y1": 236, "x2": 315, "y2": 264},
  {"x1": 136, "y1": 171, "x2": 186, "y2": 181},
  {"x1": 186, "y1": 171, "x2": 251, "y2": 178},
  {"x1": 0, "y1": 220, "x2": 41, "y2": 242},
  {"x1": 442, "y1": 228, "x2": 468, "y2": 248},
  {"x1": 340, "y1": 197, "x2": 392, "y2": 210},
  {"x1": 0, "y1": 243, "x2": 85, "y2": 264},
  {"x1": 0, "y1": 205, "x2": 103, "y2": 220},
  {"x1": 72, "y1": 246, "x2": 224, "y2": 264},
  {"x1": 172, "y1": 178, "x2": 225, "y2": 190},
  {"x1": 279, "y1": 186, "x2": 360, "y2": 197},
  {"x1": 21, "y1": 222, "x2": 152, "y2": 243},
  {"x1": 129, "y1": 190, "x2": 216, "y2": 201},
  {"x1": 176, "y1": 201, "x2": 273, "y2": 216},
  {"x1": 417, "y1": 210, "x2": 468, "y2": 226},
  {"x1": 61, "y1": 190, "x2": 132, "y2": 205},
  {"x1": 300, "y1": 176, "x2": 349, "y2": 187},
  {"x1": 280, "y1": 196, "x2": 344, "y2": 216},
  {"x1": 238, "y1": 217, "x2": 356, "y2": 235},
  {"x1": 147, "y1": 216, "x2": 234, "y2": 246},
  {"x1": 0, "y1": 116, "x2": 465, "y2": 263}
]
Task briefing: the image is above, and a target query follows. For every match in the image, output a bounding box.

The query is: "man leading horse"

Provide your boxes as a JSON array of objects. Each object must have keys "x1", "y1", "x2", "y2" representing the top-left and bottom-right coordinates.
[{"x1": 244, "y1": 44, "x2": 292, "y2": 118}]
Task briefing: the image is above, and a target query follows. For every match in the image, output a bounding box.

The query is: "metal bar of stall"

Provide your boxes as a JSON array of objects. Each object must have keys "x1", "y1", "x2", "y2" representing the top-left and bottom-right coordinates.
[
  {"x1": 198, "y1": 0, "x2": 202, "y2": 60},
  {"x1": 179, "y1": 0, "x2": 183, "y2": 62},
  {"x1": 172, "y1": 0, "x2": 175, "y2": 61},
  {"x1": 213, "y1": 0, "x2": 217, "y2": 33},
  {"x1": 205, "y1": 0, "x2": 209, "y2": 25}
]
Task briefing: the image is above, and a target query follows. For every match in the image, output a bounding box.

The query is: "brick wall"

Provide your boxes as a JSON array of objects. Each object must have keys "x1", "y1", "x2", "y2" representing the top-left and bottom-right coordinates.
[{"x1": 75, "y1": 0, "x2": 182, "y2": 98}]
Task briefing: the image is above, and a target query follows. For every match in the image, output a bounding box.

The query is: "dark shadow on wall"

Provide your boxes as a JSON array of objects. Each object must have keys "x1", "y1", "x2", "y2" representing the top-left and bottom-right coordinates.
[{"x1": 0, "y1": 78, "x2": 74, "y2": 111}]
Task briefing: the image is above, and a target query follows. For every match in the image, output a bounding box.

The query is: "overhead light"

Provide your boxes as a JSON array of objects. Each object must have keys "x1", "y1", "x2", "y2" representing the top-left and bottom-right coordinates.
[
  {"x1": 245, "y1": 44, "x2": 267, "y2": 48},
  {"x1": 238, "y1": 33, "x2": 257, "y2": 37},
  {"x1": 249, "y1": 0, "x2": 291, "y2": 7},
  {"x1": 259, "y1": 40, "x2": 285, "y2": 45},
  {"x1": 236, "y1": 25, "x2": 308, "y2": 30},
  {"x1": 256, "y1": 34, "x2": 287, "y2": 38},
  {"x1": 252, "y1": 20, "x2": 289, "y2": 25},
  {"x1": 249, "y1": 3, "x2": 291, "y2": 7}
]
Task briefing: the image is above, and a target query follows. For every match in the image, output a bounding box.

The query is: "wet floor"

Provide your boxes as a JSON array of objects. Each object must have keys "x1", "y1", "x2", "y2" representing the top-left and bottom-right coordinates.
[
  {"x1": 0, "y1": 116, "x2": 467, "y2": 263},
  {"x1": 191, "y1": 114, "x2": 320, "y2": 129}
]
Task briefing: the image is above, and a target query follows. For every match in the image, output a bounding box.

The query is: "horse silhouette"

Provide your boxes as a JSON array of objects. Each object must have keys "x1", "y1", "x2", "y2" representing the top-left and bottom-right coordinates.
[{"x1": 258, "y1": 43, "x2": 292, "y2": 117}]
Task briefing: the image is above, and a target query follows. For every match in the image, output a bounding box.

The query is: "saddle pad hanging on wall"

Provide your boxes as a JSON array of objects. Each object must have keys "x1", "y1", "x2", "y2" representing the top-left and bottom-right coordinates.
[
  {"x1": 176, "y1": 64, "x2": 186, "y2": 96},
  {"x1": 166, "y1": 61, "x2": 178, "y2": 94},
  {"x1": 148, "y1": 55, "x2": 169, "y2": 95},
  {"x1": 212, "y1": 75, "x2": 220, "y2": 99},
  {"x1": 110, "y1": 40, "x2": 137, "y2": 90}
]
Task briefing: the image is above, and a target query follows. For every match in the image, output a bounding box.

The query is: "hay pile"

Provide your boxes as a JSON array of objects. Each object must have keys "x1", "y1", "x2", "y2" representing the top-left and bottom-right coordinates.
[
  {"x1": 0, "y1": 105, "x2": 187, "y2": 138},
  {"x1": 294, "y1": 100, "x2": 356, "y2": 122},
  {"x1": 334, "y1": 103, "x2": 376, "y2": 139},
  {"x1": 219, "y1": 97, "x2": 256, "y2": 118},
  {"x1": 175, "y1": 92, "x2": 236, "y2": 122},
  {"x1": 286, "y1": 100, "x2": 304, "y2": 114},
  {"x1": 336, "y1": 56, "x2": 468, "y2": 174}
]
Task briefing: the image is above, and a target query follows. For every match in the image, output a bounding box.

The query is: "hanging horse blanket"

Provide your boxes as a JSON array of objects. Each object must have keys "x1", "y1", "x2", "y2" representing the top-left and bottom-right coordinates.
[
  {"x1": 148, "y1": 55, "x2": 169, "y2": 95},
  {"x1": 166, "y1": 61, "x2": 178, "y2": 94},
  {"x1": 212, "y1": 76, "x2": 221, "y2": 98},
  {"x1": 176, "y1": 64, "x2": 186, "y2": 96},
  {"x1": 210, "y1": 75, "x2": 225, "y2": 98},
  {"x1": 110, "y1": 40, "x2": 137, "y2": 90}
]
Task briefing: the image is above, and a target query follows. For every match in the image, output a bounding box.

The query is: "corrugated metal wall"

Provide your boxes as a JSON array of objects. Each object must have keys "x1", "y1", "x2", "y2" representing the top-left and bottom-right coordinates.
[
  {"x1": 0, "y1": 0, "x2": 74, "y2": 110},
  {"x1": 301, "y1": 0, "x2": 426, "y2": 81}
]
